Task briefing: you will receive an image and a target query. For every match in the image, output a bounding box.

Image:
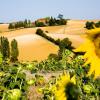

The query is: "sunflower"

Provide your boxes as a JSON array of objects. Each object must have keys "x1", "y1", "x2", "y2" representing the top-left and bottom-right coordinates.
[
  {"x1": 50, "y1": 72, "x2": 76, "y2": 100},
  {"x1": 74, "y1": 28, "x2": 100, "y2": 78}
]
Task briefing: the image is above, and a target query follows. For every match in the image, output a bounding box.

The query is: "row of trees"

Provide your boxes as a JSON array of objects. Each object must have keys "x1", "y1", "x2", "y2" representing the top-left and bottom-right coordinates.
[
  {"x1": 85, "y1": 21, "x2": 100, "y2": 29},
  {"x1": 47, "y1": 17, "x2": 67, "y2": 26},
  {"x1": 9, "y1": 15, "x2": 67, "y2": 29},
  {"x1": 0, "y1": 37, "x2": 19, "y2": 62},
  {"x1": 9, "y1": 19, "x2": 33, "y2": 29},
  {"x1": 36, "y1": 29, "x2": 73, "y2": 50},
  {"x1": 35, "y1": 16, "x2": 67, "y2": 27},
  {"x1": 35, "y1": 29, "x2": 84, "y2": 59}
]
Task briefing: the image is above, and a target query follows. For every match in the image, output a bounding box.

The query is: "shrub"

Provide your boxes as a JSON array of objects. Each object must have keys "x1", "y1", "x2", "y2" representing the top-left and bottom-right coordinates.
[
  {"x1": 95, "y1": 21, "x2": 100, "y2": 28},
  {"x1": 85, "y1": 21, "x2": 100, "y2": 29},
  {"x1": 8, "y1": 23, "x2": 15, "y2": 29},
  {"x1": 11, "y1": 39, "x2": 19, "y2": 62},
  {"x1": 35, "y1": 21, "x2": 45, "y2": 27},
  {"x1": 36, "y1": 29, "x2": 44, "y2": 36},
  {"x1": 59, "y1": 38, "x2": 73, "y2": 50},
  {"x1": 85, "y1": 21, "x2": 95, "y2": 29}
]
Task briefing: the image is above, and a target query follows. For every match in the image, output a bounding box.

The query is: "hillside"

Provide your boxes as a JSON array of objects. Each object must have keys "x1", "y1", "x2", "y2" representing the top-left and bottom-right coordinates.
[
  {"x1": 0, "y1": 24, "x2": 9, "y2": 32},
  {"x1": 0, "y1": 20, "x2": 98, "y2": 61}
]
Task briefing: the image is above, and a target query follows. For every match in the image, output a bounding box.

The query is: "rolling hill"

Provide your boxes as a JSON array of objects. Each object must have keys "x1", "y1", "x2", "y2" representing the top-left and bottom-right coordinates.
[{"x1": 0, "y1": 20, "x2": 98, "y2": 61}]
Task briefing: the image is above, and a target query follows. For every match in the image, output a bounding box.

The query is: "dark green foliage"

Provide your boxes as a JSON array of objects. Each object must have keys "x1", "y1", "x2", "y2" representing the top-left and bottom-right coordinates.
[
  {"x1": 0, "y1": 37, "x2": 10, "y2": 59},
  {"x1": 65, "y1": 82, "x2": 80, "y2": 100},
  {"x1": 59, "y1": 38, "x2": 73, "y2": 50},
  {"x1": 36, "y1": 29, "x2": 73, "y2": 53},
  {"x1": 58, "y1": 48, "x2": 64, "y2": 59},
  {"x1": 36, "y1": 29, "x2": 56, "y2": 43},
  {"x1": 8, "y1": 23, "x2": 15, "y2": 29},
  {"x1": 56, "y1": 19, "x2": 66, "y2": 25},
  {"x1": 55, "y1": 39, "x2": 61, "y2": 45},
  {"x1": 0, "y1": 37, "x2": 19, "y2": 62},
  {"x1": 0, "y1": 62, "x2": 28, "y2": 99},
  {"x1": 35, "y1": 21, "x2": 46, "y2": 27},
  {"x1": 58, "y1": 38, "x2": 74, "y2": 59},
  {"x1": 9, "y1": 15, "x2": 67, "y2": 29},
  {"x1": 85, "y1": 21, "x2": 94, "y2": 29},
  {"x1": 35, "y1": 15, "x2": 67, "y2": 27},
  {"x1": 8, "y1": 19, "x2": 33, "y2": 29},
  {"x1": 36, "y1": 28, "x2": 44, "y2": 35},
  {"x1": 95, "y1": 21, "x2": 100, "y2": 28},
  {"x1": 48, "y1": 17, "x2": 56, "y2": 26},
  {"x1": 11, "y1": 39, "x2": 19, "y2": 62},
  {"x1": 38, "y1": 58, "x2": 63, "y2": 71},
  {"x1": 85, "y1": 21, "x2": 100, "y2": 29},
  {"x1": 24, "y1": 19, "x2": 28, "y2": 28},
  {"x1": 24, "y1": 19, "x2": 28, "y2": 25},
  {"x1": 28, "y1": 20, "x2": 32, "y2": 27},
  {"x1": 48, "y1": 53, "x2": 59, "y2": 60},
  {"x1": 48, "y1": 17, "x2": 66, "y2": 26}
]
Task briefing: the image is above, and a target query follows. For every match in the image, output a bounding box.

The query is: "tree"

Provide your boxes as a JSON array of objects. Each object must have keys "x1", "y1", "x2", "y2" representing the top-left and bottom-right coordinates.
[
  {"x1": 15, "y1": 22, "x2": 19, "y2": 28},
  {"x1": 85, "y1": 21, "x2": 95, "y2": 29},
  {"x1": 36, "y1": 28, "x2": 44, "y2": 35},
  {"x1": 11, "y1": 39, "x2": 19, "y2": 62},
  {"x1": 8, "y1": 23, "x2": 14, "y2": 29},
  {"x1": 59, "y1": 38, "x2": 73, "y2": 50},
  {"x1": 35, "y1": 21, "x2": 45, "y2": 27},
  {"x1": 28, "y1": 20, "x2": 32, "y2": 27},
  {"x1": 95, "y1": 21, "x2": 100, "y2": 28},
  {"x1": 0, "y1": 37, "x2": 10, "y2": 59},
  {"x1": 58, "y1": 38, "x2": 73, "y2": 59},
  {"x1": 24, "y1": 19, "x2": 28, "y2": 28},
  {"x1": 48, "y1": 16, "x2": 66, "y2": 26},
  {"x1": 48, "y1": 17, "x2": 56, "y2": 26}
]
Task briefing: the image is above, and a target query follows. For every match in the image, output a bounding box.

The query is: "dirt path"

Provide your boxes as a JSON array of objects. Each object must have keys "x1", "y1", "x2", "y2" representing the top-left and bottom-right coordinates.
[{"x1": 25, "y1": 70, "x2": 64, "y2": 100}]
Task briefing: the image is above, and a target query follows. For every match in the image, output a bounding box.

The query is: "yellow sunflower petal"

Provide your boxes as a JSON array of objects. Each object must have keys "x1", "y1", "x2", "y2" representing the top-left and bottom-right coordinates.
[{"x1": 75, "y1": 28, "x2": 100, "y2": 78}]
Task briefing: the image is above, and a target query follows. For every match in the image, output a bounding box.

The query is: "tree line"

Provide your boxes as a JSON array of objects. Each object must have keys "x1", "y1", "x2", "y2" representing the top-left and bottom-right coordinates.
[
  {"x1": 36, "y1": 29, "x2": 73, "y2": 50},
  {"x1": 36, "y1": 29, "x2": 84, "y2": 58},
  {"x1": 35, "y1": 16, "x2": 67, "y2": 27},
  {"x1": 85, "y1": 21, "x2": 100, "y2": 29},
  {"x1": 9, "y1": 19, "x2": 33, "y2": 29},
  {"x1": 0, "y1": 37, "x2": 19, "y2": 62},
  {"x1": 8, "y1": 15, "x2": 67, "y2": 29}
]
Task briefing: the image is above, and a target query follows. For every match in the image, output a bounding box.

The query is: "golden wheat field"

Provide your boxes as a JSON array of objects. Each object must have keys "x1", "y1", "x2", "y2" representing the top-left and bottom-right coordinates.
[{"x1": 0, "y1": 20, "x2": 98, "y2": 61}]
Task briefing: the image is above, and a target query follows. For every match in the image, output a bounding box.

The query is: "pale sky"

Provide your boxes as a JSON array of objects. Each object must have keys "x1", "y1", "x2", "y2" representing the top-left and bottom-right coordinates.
[{"x1": 0, "y1": 0, "x2": 100, "y2": 22}]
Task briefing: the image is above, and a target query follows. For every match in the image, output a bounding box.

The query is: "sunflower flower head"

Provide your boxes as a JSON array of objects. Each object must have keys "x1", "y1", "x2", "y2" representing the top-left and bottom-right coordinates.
[
  {"x1": 75, "y1": 28, "x2": 100, "y2": 78},
  {"x1": 50, "y1": 72, "x2": 77, "y2": 100}
]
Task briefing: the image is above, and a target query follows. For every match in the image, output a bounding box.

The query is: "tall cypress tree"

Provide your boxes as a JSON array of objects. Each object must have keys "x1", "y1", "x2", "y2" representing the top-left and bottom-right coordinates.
[
  {"x1": 49, "y1": 17, "x2": 56, "y2": 26},
  {"x1": 24, "y1": 19, "x2": 28, "y2": 28},
  {"x1": 0, "y1": 37, "x2": 10, "y2": 59},
  {"x1": 11, "y1": 39, "x2": 19, "y2": 62}
]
